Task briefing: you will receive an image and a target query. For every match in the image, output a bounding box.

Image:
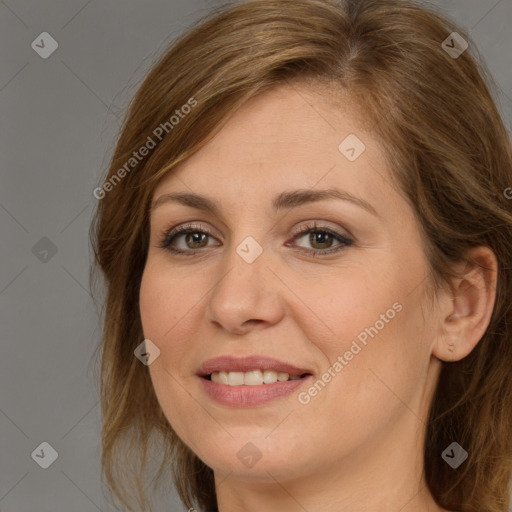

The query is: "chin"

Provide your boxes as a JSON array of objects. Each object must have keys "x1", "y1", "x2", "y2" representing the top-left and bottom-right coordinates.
[{"x1": 192, "y1": 434, "x2": 316, "y2": 483}]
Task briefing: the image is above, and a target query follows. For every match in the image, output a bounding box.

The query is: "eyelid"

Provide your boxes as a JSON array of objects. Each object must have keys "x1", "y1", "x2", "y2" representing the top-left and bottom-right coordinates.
[
  {"x1": 158, "y1": 220, "x2": 351, "y2": 243},
  {"x1": 158, "y1": 221, "x2": 216, "y2": 241},
  {"x1": 289, "y1": 220, "x2": 353, "y2": 240}
]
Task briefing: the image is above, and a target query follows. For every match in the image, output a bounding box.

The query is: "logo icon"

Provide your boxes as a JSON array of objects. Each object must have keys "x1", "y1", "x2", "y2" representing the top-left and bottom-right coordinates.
[
  {"x1": 237, "y1": 442, "x2": 263, "y2": 468},
  {"x1": 236, "y1": 236, "x2": 263, "y2": 264},
  {"x1": 442, "y1": 32, "x2": 468, "y2": 59},
  {"x1": 32, "y1": 237, "x2": 58, "y2": 263},
  {"x1": 134, "y1": 339, "x2": 161, "y2": 365},
  {"x1": 338, "y1": 134, "x2": 366, "y2": 162},
  {"x1": 31, "y1": 441, "x2": 58, "y2": 469},
  {"x1": 31, "y1": 32, "x2": 59, "y2": 59},
  {"x1": 441, "y1": 442, "x2": 468, "y2": 469}
]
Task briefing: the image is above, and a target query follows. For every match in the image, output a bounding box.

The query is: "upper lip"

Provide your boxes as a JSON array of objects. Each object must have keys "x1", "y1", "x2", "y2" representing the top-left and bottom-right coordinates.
[{"x1": 197, "y1": 355, "x2": 312, "y2": 377}]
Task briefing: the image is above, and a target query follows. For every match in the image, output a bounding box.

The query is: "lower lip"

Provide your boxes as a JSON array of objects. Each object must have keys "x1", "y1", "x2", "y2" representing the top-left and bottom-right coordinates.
[{"x1": 199, "y1": 376, "x2": 313, "y2": 407}]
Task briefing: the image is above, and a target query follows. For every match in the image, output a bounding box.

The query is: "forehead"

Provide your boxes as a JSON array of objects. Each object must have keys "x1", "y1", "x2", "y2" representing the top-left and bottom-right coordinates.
[{"x1": 152, "y1": 84, "x2": 392, "y2": 217}]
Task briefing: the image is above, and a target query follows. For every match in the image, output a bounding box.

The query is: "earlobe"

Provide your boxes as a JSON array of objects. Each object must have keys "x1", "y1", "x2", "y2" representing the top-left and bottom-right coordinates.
[{"x1": 432, "y1": 246, "x2": 498, "y2": 362}]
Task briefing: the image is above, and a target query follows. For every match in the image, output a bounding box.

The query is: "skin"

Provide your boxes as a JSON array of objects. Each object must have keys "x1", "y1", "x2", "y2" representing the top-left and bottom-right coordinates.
[{"x1": 139, "y1": 83, "x2": 497, "y2": 512}]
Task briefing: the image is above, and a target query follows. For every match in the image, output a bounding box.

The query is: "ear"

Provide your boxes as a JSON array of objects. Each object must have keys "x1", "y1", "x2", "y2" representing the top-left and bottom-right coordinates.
[{"x1": 432, "y1": 246, "x2": 498, "y2": 362}]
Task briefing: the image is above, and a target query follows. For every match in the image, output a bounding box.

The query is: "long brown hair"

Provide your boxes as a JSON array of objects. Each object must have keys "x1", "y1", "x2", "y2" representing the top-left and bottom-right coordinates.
[{"x1": 90, "y1": 0, "x2": 512, "y2": 510}]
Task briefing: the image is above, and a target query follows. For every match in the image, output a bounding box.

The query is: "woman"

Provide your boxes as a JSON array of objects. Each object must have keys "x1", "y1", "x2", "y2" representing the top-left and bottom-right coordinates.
[{"x1": 90, "y1": 0, "x2": 512, "y2": 511}]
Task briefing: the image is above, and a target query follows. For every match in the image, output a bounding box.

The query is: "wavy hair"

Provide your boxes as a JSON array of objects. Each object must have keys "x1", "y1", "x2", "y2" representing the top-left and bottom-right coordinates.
[{"x1": 90, "y1": 0, "x2": 512, "y2": 510}]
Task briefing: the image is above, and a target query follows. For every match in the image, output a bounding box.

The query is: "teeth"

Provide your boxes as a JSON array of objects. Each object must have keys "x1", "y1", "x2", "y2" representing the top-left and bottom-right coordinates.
[
  {"x1": 210, "y1": 370, "x2": 304, "y2": 385},
  {"x1": 244, "y1": 370, "x2": 263, "y2": 385},
  {"x1": 212, "y1": 371, "x2": 229, "y2": 384},
  {"x1": 263, "y1": 370, "x2": 277, "y2": 384},
  {"x1": 228, "y1": 371, "x2": 244, "y2": 386}
]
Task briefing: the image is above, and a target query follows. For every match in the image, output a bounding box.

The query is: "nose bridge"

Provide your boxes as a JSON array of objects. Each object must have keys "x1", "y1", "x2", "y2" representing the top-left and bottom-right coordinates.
[
  {"x1": 213, "y1": 234, "x2": 266, "y2": 303},
  {"x1": 206, "y1": 232, "x2": 284, "y2": 331}
]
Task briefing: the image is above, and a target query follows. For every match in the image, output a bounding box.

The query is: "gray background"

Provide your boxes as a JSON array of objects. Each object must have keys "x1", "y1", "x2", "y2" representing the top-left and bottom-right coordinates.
[{"x1": 1, "y1": 1, "x2": 511, "y2": 511}]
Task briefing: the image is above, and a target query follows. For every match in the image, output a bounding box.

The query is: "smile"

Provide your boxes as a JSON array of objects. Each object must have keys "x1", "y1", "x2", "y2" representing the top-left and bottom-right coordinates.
[{"x1": 208, "y1": 369, "x2": 307, "y2": 385}]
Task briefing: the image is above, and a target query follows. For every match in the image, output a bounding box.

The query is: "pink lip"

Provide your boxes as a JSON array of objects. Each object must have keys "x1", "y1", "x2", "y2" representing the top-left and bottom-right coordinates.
[
  {"x1": 200, "y1": 377, "x2": 313, "y2": 407},
  {"x1": 197, "y1": 355, "x2": 313, "y2": 407},
  {"x1": 197, "y1": 355, "x2": 311, "y2": 377}
]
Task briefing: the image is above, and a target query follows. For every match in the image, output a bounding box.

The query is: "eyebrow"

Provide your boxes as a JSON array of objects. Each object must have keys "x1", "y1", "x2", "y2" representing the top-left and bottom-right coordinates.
[{"x1": 151, "y1": 188, "x2": 379, "y2": 217}]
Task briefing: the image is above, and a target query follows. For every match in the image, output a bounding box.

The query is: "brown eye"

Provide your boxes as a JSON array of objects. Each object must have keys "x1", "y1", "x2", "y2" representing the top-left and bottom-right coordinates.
[
  {"x1": 180, "y1": 231, "x2": 210, "y2": 249},
  {"x1": 158, "y1": 223, "x2": 219, "y2": 254},
  {"x1": 305, "y1": 231, "x2": 335, "y2": 250},
  {"x1": 290, "y1": 223, "x2": 353, "y2": 256}
]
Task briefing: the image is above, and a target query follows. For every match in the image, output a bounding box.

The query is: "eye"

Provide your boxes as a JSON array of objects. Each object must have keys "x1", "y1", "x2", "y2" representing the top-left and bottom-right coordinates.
[
  {"x1": 157, "y1": 222, "x2": 219, "y2": 254},
  {"x1": 157, "y1": 221, "x2": 353, "y2": 256},
  {"x1": 288, "y1": 221, "x2": 353, "y2": 256}
]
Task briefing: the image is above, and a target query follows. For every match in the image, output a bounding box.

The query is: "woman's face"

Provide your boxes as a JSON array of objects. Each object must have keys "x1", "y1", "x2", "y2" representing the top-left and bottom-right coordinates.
[{"x1": 139, "y1": 84, "x2": 443, "y2": 485}]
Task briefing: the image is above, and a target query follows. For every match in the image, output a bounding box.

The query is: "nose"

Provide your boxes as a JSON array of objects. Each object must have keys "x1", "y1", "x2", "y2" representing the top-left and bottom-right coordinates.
[{"x1": 206, "y1": 240, "x2": 285, "y2": 335}]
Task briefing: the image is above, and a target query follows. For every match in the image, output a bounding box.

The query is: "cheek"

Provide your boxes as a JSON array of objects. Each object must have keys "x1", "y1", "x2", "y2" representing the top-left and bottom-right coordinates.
[
  {"x1": 292, "y1": 264, "x2": 402, "y2": 352},
  {"x1": 300, "y1": 263, "x2": 432, "y2": 406},
  {"x1": 330, "y1": 293, "x2": 434, "y2": 425},
  {"x1": 139, "y1": 265, "x2": 201, "y2": 396},
  {"x1": 139, "y1": 266, "x2": 206, "y2": 445},
  {"x1": 139, "y1": 262, "x2": 198, "y2": 342}
]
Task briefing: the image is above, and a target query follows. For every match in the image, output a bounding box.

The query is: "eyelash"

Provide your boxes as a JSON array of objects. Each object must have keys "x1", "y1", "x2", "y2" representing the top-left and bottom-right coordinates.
[{"x1": 157, "y1": 221, "x2": 354, "y2": 257}]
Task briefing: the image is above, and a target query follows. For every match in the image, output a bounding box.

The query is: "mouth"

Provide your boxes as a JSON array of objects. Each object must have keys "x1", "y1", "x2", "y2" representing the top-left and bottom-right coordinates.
[
  {"x1": 202, "y1": 370, "x2": 312, "y2": 385},
  {"x1": 196, "y1": 355, "x2": 314, "y2": 407},
  {"x1": 197, "y1": 355, "x2": 313, "y2": 383}
]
